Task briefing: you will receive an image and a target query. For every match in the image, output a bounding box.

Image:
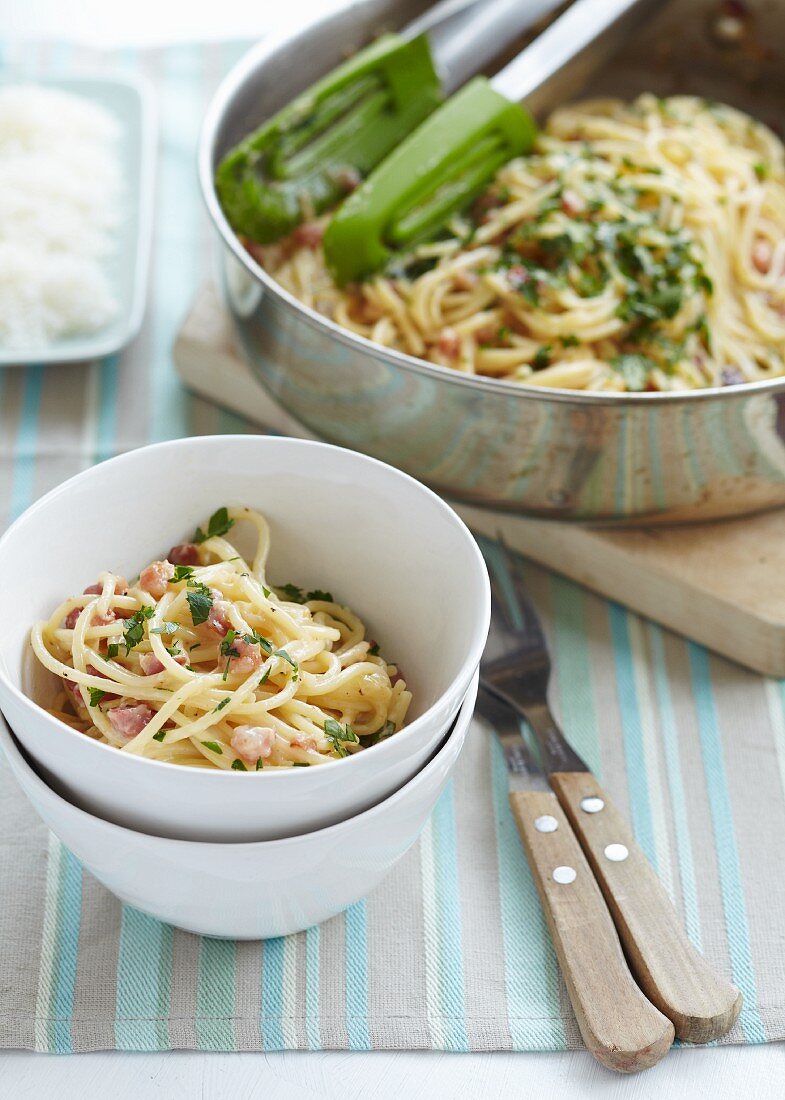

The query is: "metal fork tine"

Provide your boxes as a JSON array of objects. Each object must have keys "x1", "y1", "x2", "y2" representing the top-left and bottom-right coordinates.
[{"x1": 496, "y1": 534, "x2": 548, "y2": 653}]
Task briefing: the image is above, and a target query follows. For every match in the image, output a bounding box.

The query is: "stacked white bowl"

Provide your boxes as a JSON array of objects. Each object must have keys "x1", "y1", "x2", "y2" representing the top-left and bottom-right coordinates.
[{"x1": 0, "y1": 437, "x2": 489, "y2": 938}]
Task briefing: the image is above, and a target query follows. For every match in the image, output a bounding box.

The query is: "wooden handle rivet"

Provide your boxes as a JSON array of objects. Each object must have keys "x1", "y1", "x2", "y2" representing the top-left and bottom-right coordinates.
[
  {"x1": 604, "y1": 843, "x2": 629, "y2": 862},
  {"x1": 580, "y1": 796, "x2": 605, "y2": 813},
  {"x1": 552, "y1": 865, "x2": 577, "y2": 884},
  {"x1": 534, "y1": 814, "x2": 559, "y2": 833}
]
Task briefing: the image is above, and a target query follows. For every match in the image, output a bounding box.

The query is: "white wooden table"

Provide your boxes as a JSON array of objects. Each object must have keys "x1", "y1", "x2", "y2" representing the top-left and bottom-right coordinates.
[{"x1": 2, "y1": 1, "x2": 782, "y2": 1094}]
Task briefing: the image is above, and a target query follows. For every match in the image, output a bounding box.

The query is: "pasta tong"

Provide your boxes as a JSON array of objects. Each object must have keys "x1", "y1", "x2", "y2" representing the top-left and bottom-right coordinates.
[
  {"x1": 215, "y1": 0, "x2": 565, "y2": 244},
  {"x1": 324, "y1": 0, "x2": 663, "y2": 283},
  {"x1": 478, "y1": 538, "x2": 743, "y2": 1048}
]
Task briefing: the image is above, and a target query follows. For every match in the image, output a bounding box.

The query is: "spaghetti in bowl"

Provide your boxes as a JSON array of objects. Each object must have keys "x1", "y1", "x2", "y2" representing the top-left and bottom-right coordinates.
[
  {"x1": 32, "y1": 506, "x2": 411, "y2": 771},
  {"x1": 0, "y1": 435, "x2": 489, "y2": 841},
  {"x1": 258, "y1": 95, "x2": 785, "y2": 394}
]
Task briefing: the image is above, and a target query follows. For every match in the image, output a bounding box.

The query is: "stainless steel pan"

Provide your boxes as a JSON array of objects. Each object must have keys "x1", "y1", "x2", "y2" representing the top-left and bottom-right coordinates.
[{"x1": 200, "y1": 0, "x2": 785, "y2": 523}]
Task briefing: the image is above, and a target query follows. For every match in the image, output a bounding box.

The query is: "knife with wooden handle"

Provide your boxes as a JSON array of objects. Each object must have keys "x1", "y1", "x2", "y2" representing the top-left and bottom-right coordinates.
[{"x1": 477, "y1": 688, "x2": 674, "y2": 1072}]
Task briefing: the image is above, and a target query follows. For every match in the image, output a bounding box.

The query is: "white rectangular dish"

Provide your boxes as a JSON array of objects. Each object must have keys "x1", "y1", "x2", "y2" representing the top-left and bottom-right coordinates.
[{"x1": 0, "y1": 73, "x2": 156, "y2": 367}]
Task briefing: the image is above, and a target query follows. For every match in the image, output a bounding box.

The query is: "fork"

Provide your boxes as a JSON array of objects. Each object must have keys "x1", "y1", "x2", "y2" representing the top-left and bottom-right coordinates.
[
  {"x1": 476, "y1": 685, "x2": 674, "y2": 1072},
  {"x1": 479, "y1": 538, "x2": 743, "y2": 1045}
]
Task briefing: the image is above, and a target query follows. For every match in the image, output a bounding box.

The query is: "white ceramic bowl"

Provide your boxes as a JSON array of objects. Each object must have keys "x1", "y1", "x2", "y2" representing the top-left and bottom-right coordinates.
[
  {"x1": 0, "y1": 436, "x2": 489, "y2": 841},
  {"x1": 0, "y1": 674, "x2": 477, "y2": 938}
]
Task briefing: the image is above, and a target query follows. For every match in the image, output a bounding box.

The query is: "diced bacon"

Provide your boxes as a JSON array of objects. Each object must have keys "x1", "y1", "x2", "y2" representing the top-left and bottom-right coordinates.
[
  {"x1": 293, "y1": 222, "x2": 325, "y2": 249},
  {"x1": 64, "y1": 605, "x2": 115, "y2": 629},
  {"x1": 507, "y1": 264, "x2": 531, "y2": 290},
  {"x1": 167, "y1": 543, "x2": 199, "y2": 566},
  {"x1": 291, "y1": 735, "x2": 317, "y2": 752},
  {"x1": 752, "y1": 238, "x2": 773, "y2": 273},
  {"x1": 223, "y1": 637, "x2": 263, "y2": 676},
  {"x1": 107, "y1": 704, "x2": 155, "y2": 740},
  {"x1": 333, "y1": 166, "x2": 361, "y2": 194},
  {"x1": 230, "y1": 724, "x2": 275, "y2": 763},
  {"x1": 140, "y1": 650, "x2": 187, "y2": 675},
  {"x1": 139, "y1": 560, "x2": 176, "y2": 600},
  {"x1": 206, "y1": 596, "x2": 232, "y2": 636},
  {"x1": 390, "y1": 668, "x2": 405, "y2": 687},
  {"x1": 561, "y1": 189, "x2": 586, "y2": 217},
  {"x1": 453, "y1": 269, "x2": 478, "y2": 292},
  {"x1": 83, "y1": 576, "x2": 128, "y2": 597},
  {"x1": 438, "y1": 328, "x2": 460, "y2": 359},
  {"x1": 63, "y1": 677, "x2": 83, "y2": 706}
]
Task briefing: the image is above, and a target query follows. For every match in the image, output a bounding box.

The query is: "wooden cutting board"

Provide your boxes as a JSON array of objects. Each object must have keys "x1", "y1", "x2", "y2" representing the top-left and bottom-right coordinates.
[{"x1": 174, "y1": 284, "x2": 785, "y2": 677}]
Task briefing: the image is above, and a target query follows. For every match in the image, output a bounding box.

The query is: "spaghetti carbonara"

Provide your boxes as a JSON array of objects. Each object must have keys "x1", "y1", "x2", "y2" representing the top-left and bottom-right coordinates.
[
  {"x1": 260, "y1": 95, "x2": 785, "y2": 392},
  {"x1": 31, "y1": 507, "x2": 411, "y2": 770}
]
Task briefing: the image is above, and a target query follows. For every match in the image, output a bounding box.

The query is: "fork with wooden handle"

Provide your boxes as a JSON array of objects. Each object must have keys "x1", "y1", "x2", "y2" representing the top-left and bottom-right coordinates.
[
  {"x1": 479, "y1": 537, "x2": 743, "y2": 1045},
  {"x1": 477, "y1": 687, "x2": 674, "y2": 1073}
]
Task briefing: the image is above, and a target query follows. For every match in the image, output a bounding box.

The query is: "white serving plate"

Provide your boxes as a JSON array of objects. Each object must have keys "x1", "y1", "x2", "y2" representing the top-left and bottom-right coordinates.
[
  {"x1": 0, "y1": 674, "x2": 477, "y2": 939},
  {"x1": 0, "y1": 435, "x2": 490, "y2": 841},
  {"x1": 0, "y1": 73, "x2": 156, "y2": 367}
]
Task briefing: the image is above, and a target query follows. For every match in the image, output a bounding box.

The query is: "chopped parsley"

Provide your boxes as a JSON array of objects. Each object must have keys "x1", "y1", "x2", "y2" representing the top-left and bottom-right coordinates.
[
  {"x1": 277, "y1": 583, "x2": 334, "y2": 604},
  {"x1": 152, "y1": 730, "x2": 167, "y2": 742},
  {"x1": 123, "y1": 606, "x2": 155, "y2": 655},
  {"x1": 150, "y1": 621, "x2": 178, "y2": 635},
  {"x1": 244, "y1": 630, "x2": 273, "y2": 654},
  {"x1": 292, "y1": 762, "x2": 310, "y2": 767},
  {"x1": 220, "y1": 629, "x2": 240, "y2": 679},
  {"x1": 368, "y1": 642, "x2": 380, "y2": 657},
  {"x1": 532, "y1": 345, "x2": 552, "y2": 371},
  {"x1": 255, "y1": 758, "x2": 264, "y2": 770},
  {"x1": 186, "y1": 581, "x2": 213, "y2": 626},
  {"x1": 275, "y1": 649, "x2": 298, "y2": 670},
  {"x1": 610, "y1": 353, "x2": 657, "y2": 392},
  {"x1": 754, "y1": 162, "x2": 769, "y2": 181},
  {"x1": 323, "y1": 717, "x2": 359, "y2": 758},
  {"x1": 201, "y1": 740, "x2": 223, "y2": 754},
  {"x1": 560, "y1": 334, "x2": 580, "y2": 347},
  {"x1": 107, "y1": 642, "x2": 120, "y2": 659},
  {"x1": 172, "y1": 564, "x2": 195, "y2": 582},
  {"x1": 363, "y1": 719, "x2": 397, "y2": 747},
  {"x1": 194, "y1": 507, "x2": 235, "y2": 544},
  {"x1": 231, "y1": 758, "x2": 247, "y2": 771},
  {"x1": 214, "y1": 697, "x2": 230, "y2": 713},
  {"x1": 87, "y1": 687, "x2": 107, "y2": 707}
]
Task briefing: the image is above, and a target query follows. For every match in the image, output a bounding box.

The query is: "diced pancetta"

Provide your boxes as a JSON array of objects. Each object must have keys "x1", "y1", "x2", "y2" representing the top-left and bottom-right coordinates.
[
  {"x1": 107, "y1": 704, "x2": 155, "y2": 739},
  {"x1": 167, "y1": 543, "x2": 199, "y2": 566},
  {"x1": 230, "y1": 724, "x2": 275, "y2": 762},
  {"x1": 139, "y1": 651, "x2": 187, "y2": 675},
  {"x1": 223, "y1": 636, "x2": 263, "y2": 676},
  {"x1": 206, "y1": 596, "x2": 232, "y2": 636},
  {"x1": 139, "y1": 560, "x2": 176, "y2": 600}
]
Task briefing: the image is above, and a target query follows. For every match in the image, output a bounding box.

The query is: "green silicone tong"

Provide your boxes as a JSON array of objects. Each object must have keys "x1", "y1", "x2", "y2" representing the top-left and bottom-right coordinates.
[
  {"x1": 215, "y1": 0, "x2": 566, "y2": 245},
  {"x1": 324, "y1": 0, "x2": 662, "y2": 284}
]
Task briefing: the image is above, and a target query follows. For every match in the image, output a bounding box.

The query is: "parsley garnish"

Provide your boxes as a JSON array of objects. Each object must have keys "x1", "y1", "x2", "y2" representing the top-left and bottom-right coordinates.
[
  {"x1": 231, "y1": 758, "x2": 247, "y2": 771},
  {"x1": 560, "y1": 334, "x2": 580, "y2": 347},
  {"x1": 123, "y1": 607, "x2": 155, "y2": 654},
  {"x1": 754, "y1": 162, "x2": 769, "y2": 181},
  {"x1": 323, "y1": 717, "x2": 359, "y2": 757},
  {"x1": 532, "y1": 345, "x2": 552, "y2": 371},
  {"x1": 152, "y1": 730, "x2": 167, "y2": 742},
  {"x1": 165, "y1": 644, "x2": 182, "y2": 658},
  {"x1": 194, "y1": 507, "x2": 235, "y2": 544},
  {"x1": 220, "y1": 629, "x2": 240, "y2": 680},
  {"x1": 262, "y1": 586, "x2": 271, "y2": 598},
  {"x1": 364, "y1": 719, "x2": 397, "y2": 746},
  {"x1": 277, "y1": 584, "x2": 334, "y2": 604},
  {"x1": 292, "y1": 762, "x2": 310, "y2": 767},
  {"x1": 172, "y1": 564, "x2": 194, "y2": 582},
  {"x1": 202, "y1": 740, "x2": 223, "y2": 754},
  {"x1": 610, "y1": 354, "x2": 657, "y2": 392},
  {"x1": 107, "y1": 642, "x2": 120, "y2": 659},
  {"x1": 275, "y1": 649, "x2": 298, "y2": 672},
  {"x1": 255, "y1": 758, "x2": 264, "y2": 770},
  {"x1": 150, "y1": 621, "x2": 178, "y2": 635},
  {"x1": 186, "y1": 581, "x2": 213, "y2": 626},
  {"x1": 368, "y1": 642, "x2": 380, "y2": 657},
  {"x1": 214, "y1": 697, "x2": 230, "y2": 712},
  {"x1": 244, "y1": 630, "x2": 273, "y2": 654},
  {"x1": 87, "y1": 687, "x2": 106, "y2": 707}
]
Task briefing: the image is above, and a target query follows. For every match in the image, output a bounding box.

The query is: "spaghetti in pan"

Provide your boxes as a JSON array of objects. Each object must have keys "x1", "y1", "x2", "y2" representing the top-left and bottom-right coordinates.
[{"x1": 259, "y1": 95, "x2": 785, "y2": 393}]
